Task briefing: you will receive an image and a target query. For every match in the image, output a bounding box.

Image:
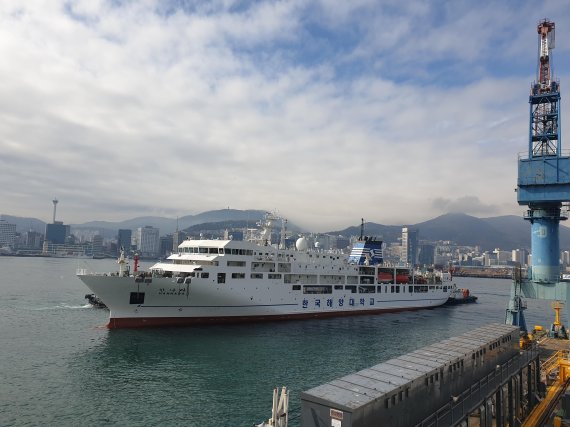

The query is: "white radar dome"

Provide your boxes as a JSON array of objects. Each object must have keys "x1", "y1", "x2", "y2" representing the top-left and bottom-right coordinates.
[{"x1": 296, "y1": 237, "x2": 309, "y2": 251}]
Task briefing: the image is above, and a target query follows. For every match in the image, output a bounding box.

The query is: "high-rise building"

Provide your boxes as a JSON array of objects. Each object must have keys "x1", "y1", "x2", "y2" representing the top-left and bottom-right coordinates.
[
  {"x1": 92, "y1": 234, "x2": 103, "y2": 256},
  {"x1": 136, "y1": 226, "x2": 160, "y2": 258},
  {"x1": 493, "y1": 248, "x2": 511, "y2": 265},
  {"x1": 400, "y1": 227, "x2": 419, "y2": 265},
  {"x1": 561, "y1": 250, "x2": 570, "y2": 267},
  {"x1": 512, "y1": 249, "x2": 529, "y2": 265},
  {"x1": 172, "y1": 230, "x2": 188, "y2": 251},
  {"x1": 23, "y1": 230, "x2": 43, "y2": 249},
  {"x1": 0, "y1": 220, "x2": 16, "y2": 248},
  {"x1": 160, "y1": 235, "x2": 174, "y2": 257},
  {"x1": 418, "y1": 243, "x2": 435, "y2": 266},
  {"x1": 117, "y1": 229, "x2": 132, "y2": 254},
  {"x1": 45, "y1": 222, "x2": 68, "y2": 244}
]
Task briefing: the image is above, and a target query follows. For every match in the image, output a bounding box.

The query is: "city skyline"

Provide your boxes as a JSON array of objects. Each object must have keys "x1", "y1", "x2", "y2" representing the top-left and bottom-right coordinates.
[{"x1": 1, "y1": 2, "x2": 570, "y2": 232}]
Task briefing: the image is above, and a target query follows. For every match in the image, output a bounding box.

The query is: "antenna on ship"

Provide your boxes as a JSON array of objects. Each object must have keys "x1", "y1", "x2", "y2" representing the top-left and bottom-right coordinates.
[{"x1": 280, "y1": 218, "x2": 288, "y2": 250}]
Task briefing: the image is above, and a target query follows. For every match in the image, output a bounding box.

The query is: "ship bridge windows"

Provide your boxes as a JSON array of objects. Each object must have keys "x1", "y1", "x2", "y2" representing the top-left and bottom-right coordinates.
[
  {"x1": 319, "y1": 275, "x2": 345, "y2": 285},
  {"x1": 251, "y1": 262, "x2": 275, "y2": 272},
  {"x1": 232, "y1": 273, "x2": 245, "y2": 279},
  {"x1": 228, "y1": 261, "x2": 246, "y2": 267},
  {"x1": 303, "y1": 285, "x2": 332, "y2": 294},
  {"x1": 222, "y1": 248, "x2": 255, "y2": 256},
  {"x1": 284, "y1": 274, "x2": 318, "y2": 284}
]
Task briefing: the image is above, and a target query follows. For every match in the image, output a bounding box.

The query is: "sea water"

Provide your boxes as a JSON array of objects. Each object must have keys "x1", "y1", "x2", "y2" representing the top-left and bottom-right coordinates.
[{"x1": 0, "y1": 257, "x2": 560, "y2": 426}]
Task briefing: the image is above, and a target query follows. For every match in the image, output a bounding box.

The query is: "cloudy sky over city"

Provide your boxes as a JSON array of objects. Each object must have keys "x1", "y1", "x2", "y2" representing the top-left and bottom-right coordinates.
[{"x1": 1, "y1": 1, "x2": 570, "y2": 231}]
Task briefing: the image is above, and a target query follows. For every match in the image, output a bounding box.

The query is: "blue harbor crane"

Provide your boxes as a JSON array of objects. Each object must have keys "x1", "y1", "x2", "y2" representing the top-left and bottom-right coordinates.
[{"x1": 506, "y1": 19, "x2": 570, "y2": 332}]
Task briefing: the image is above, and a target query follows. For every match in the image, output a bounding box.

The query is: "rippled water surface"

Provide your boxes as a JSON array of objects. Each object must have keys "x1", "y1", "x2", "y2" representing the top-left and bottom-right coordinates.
[{"x1": 0, "y1": 257, "x2": 560, "y2": 426}]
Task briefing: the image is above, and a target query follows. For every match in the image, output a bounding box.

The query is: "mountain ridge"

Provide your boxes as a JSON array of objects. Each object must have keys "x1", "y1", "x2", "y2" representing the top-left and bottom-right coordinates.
[{"x1": 3, "y1": 211, "x2": 570, "y2": 250}]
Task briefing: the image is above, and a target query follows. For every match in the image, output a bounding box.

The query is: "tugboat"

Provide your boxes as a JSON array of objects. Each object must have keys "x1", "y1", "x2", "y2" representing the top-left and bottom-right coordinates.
[{"x1": 445, "y1": 284, "x2": 478, "y2": 305}]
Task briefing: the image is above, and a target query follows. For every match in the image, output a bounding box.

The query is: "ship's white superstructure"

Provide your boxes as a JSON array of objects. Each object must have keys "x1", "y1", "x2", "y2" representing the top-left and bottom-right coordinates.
[{"x1": 77, "y1": 215, "x2": 452, "y2": 328}]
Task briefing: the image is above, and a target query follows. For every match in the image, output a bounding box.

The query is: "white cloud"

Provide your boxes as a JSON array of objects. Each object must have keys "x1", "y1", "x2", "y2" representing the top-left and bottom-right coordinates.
[{"x1": 0, "y1": 1, "x2": 569, "y2": 231}]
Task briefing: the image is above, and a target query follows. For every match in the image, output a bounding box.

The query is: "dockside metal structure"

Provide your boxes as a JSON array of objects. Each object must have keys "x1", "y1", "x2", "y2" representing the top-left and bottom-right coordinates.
[
  {"x1": 301, "y1": 324, "x2": 540, "y2": 427},
  {"x1": 506, "y1": 19, "x2": 570, "y2": 328}
]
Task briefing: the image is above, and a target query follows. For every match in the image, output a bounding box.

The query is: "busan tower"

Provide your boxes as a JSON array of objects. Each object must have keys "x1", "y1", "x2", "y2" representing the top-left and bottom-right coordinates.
[
  {"x1": 506, "y1": 20, "x2": 570, "y2": 329},
  {"x1": 52, "y1": 198, "x2": 58, "y2": 223}
]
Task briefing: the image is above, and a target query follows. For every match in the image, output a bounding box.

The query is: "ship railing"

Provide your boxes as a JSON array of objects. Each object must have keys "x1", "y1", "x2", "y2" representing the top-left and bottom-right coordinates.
[
  {"x1": 76, "y1": 268, "x2": 122, "y2": 277},
  {"x1": 518, "y1": 149, "x2": 570, "y2": 160}
]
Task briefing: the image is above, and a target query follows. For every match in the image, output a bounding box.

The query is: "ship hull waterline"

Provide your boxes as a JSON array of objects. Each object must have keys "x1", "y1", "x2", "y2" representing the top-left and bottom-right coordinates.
[
  {"x1": 105, "y1": 305, "x2": 443, "y2": 328},
  {"x1": 79, "y1": 274, "x2": 449, "y2": 329}
]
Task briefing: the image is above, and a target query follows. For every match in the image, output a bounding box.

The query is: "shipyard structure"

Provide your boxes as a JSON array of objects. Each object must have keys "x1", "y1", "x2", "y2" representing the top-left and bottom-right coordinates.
[
  {"x1": 506, "y1": 19, "x2": 570, "y2": 330},
  {"x1": 282, "y1": 19, "x2": 570, "y2": 427}
]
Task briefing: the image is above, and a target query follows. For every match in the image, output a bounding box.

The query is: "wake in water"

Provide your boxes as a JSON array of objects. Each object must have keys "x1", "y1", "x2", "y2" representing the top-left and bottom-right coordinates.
[
  {"x1": 30, "y1": 303, "x2": 93, "y2": 311},
  {"x1": 473, "y1": 291, "x2": 508, "y2": 297}
]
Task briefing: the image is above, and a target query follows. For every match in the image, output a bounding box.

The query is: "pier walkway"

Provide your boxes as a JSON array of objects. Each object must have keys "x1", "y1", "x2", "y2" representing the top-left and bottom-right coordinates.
[{"x1": 299, "y1": 324, "x2": 570, "y2": 427}]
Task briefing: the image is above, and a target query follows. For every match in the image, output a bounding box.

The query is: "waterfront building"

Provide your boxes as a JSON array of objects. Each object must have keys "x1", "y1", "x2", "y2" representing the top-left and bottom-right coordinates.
[
  {"x1": 45, "y1": 222, "x2": 69, "y2": 244},
  {"x1": 400, "y1": 227, "x2": 419, "y2": 265},
  {"x1": 92, "y1": 234, "x2": 103, "y2": 256},
  {"x1": 493, "y1": 248, "x2": 511, "y2": 265},
  {"x1": 512, "y1": 249, "x2": 529, "y2": 266},
  {"x1": 0, "y1": 220, "x2": 16, "y2": 248},
  {"x1": 159, "y1": 235, "x2": 174, "y2": 257},
  {"x1": 434, "y1": 243, "x2": 452, "y2": 266},
  {"x1": 512, "y1": 249, "x2": 522, "y2": 264},
  {"x1": 471, "y1": 256, "x2": 485, "y2": 266},
  {"x1": 561, "y1": 250, "x2": 570, "y2": 267},
  {"x1": 22, "y1": 230, "x2": 43, "y2": 249},
  {"x1": 334, "y1": 237, "x2": 350, "y2": 251},
  {"x1": 117, "y1": 229, "x2": 132, "y2": 254},
  {"x1": 172, "y1": 230, "x2": 187, "y2": 251},
  {"x1": 42, "y1": 242, "x2": 92, "y2": 257},
  {"x1": 418, "y1": 243, "x2": 435, "y2": 266},
  {"x1": 136, "y1": 226, "x2": 160, "y2": 258},
  {"x1": 383, "y1": 242, "x2": 402, "y2": 263}
]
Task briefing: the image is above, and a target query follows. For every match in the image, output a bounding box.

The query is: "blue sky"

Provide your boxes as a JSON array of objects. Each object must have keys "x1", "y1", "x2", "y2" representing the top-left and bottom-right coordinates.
[{"x1": 1, "y1": 1, "x2": 569, "y2": 231}]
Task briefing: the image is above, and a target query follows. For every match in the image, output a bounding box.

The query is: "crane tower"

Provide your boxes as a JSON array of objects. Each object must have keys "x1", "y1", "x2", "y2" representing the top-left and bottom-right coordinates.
[{"x1": 506, "y1": 20, "x2": 570, "y2": 329}]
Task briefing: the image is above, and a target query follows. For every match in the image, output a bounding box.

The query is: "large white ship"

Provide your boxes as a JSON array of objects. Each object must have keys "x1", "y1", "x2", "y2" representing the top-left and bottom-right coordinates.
[{"x1": 77, "y1": 215, "x2": 452, "y2": 328}]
